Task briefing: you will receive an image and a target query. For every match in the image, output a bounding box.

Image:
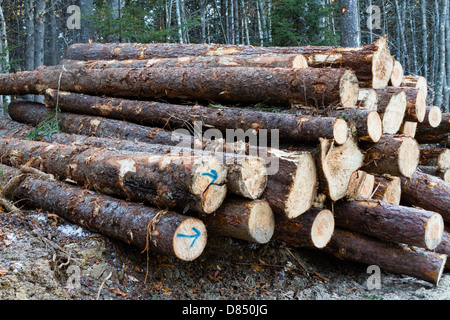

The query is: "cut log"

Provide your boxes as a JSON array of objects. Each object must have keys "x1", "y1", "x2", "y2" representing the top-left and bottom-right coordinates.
[
  {"x1": 371, "y1": 175, "x2": 402, "y2": 205},
  {"x1": 65, "y1": 37, "x2": 394, "y2": 89},
  {"x1": 415, "y1": 112, "x2": 450, "y2": 144},
  {"x1": 419, "y1": 147, "x2": 450, "y2": 169},
  {"x1": 400, "y1": 170, "x2": 450, "y2": 222},
  {"x1": 374, "y1": 90, "x2": 407, "y2": 134},
  {"x1": 44, "y1": 90, "x2": 349, "y2": 145},
  {"x1": 401, "y1": 74, "x2": 428, "y2": 103},
  {"x1": 360, "y1": 134, "x2": 420, "y2": 178},
  {"x1": 334, "y1": 199, "x2": 443, "y2": 250},
  {"x1": 356, "y1": 89, "x2": 378, "y2": 111},
  {"x1": 0, "y1": 137, "x2": 228, "y2": 214},
  {"x1": 0, "y1": 164, "x2": 207, "y2": 261},
  {"x1": 345, "y1": 170, "x2": 375, "y2": 200},
  {"x1": 435, "y1": 226, "x2": 450, "y2": 269},
  {"x1": 203, "y1": 198, "x2": 275, "y2": 244},
  {"x1": 273, "y1": 207, "x2": 335, "y2": 249},
  {"x1": 422, "y1": 106, "x2": 442, "y2": 128},
  {"x1": 321, "y1": 228, "x2": 447, "y2": 285},
  {"x1": 0, "y1": 66, "x2": 359, "y2": 108},
  {"x1": 417, "y1": 166, "x2": 450, "y2": 183},
  {"x1": 389, "y1": 60, "x2": 404, "y2": 87},
  {"x1": 53, "y1": 54, "x2": 309, "y2": 70},
  {"x1": 376, "y1": 87, "x2": 426, "y2": 123},
  {"x1": 399, "y1": 121, "x2": 417, "y2": 138}
]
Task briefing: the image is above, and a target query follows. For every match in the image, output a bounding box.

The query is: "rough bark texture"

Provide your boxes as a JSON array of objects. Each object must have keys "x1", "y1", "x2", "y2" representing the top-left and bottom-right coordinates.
[
  {"x1": 0, "y1": 164, "x2": 207, "y2": 261},
  {"x1": 415, "y1": 112, "x2": 449, "y2": 144},
  {"x1": 419, "y1": 147, "x2": 450, "y2": 169},
  {"x1": 321, "y1": 228, "x2": 447, "y2": 285},
  {"x1": 417, "y1": 166, "x2": 450, "y2": 183},
  {"x1": 0, "y1": 138, "x2": 228, "y2": 214},
  {"x1": 400, "y1": 171, "x2": 450, "y2": 222},
  {"x1": 334, "y1": 199, "x2": 444, "y2": 250},
  {"x1": 0, "y1": 66, "x2": 359, "y2": 108},
  {"x1": 377, "y1": 87, "x2": 426, "y2": 123},
  {"x1": 435, "y1": 226, "x2": 450, "y2": 269}
]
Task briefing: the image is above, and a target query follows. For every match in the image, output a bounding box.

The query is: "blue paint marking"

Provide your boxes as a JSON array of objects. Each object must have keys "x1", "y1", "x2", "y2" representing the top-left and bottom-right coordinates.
[
  {"x1": 202, "y1": 169, "x2": 218, "y2": 184},
  {"x1": 177, "y1": 227, "x2": 201, "y2": 248}
]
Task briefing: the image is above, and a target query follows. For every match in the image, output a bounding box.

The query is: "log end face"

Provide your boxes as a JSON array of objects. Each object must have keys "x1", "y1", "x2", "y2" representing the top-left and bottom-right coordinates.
[
  {"x1": 231, "y1": 156, "x2": 268, "y2": 200},
  {"x1": 339, "y1": 70, "x2": 359, "y2": 109},
  {"x1": 333, "y1": 118, "x2": 349, "y2": 145},
  {"x1": 367, "y1": 111, "x2": 383, "y2": 143},
  {"x1": 424, "y1": 213, "x2": 444, "y2": 250},
  {"x1": 292, "y1": 55, "x2": 308, "y2": 69},
  {"x1": 311, "y1": 209, "x2": 335, "y2": 249},
  {"x1": 371, "y1": 38, "x2": 394, "y2": 89},
  {"x1": 415, "y1": 89, "x2": 427, "y2": 123},
  {"x1": 173, "y1": 218, "x2": 207, "y2": 261},
  {"x1": 382, "y1": 91, "x2": 407, "y2": 134},
  {"x1": 428, "y1": 106, "x2": 442, "y2": 128},
  {"x1": 248, "y1": 200, "x2": 275, "y2": 244},
  {"x1": 398, "y1": 136, "x2": 420, "y2": 178},
  {"x1": 389, "y1": 60, "x2": 404, "y2": 87}
]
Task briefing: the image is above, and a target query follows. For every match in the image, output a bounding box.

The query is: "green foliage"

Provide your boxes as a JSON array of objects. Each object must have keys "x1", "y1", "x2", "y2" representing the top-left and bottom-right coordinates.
[{"x1": 26, "y1": 108, "x2": 61, "y2": 141}]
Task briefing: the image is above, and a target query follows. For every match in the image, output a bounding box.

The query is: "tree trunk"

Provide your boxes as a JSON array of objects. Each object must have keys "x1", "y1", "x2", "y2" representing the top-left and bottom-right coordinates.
[
  {"x1": 434, "y1": 0, "x2": 447, "y2": 107},
  {"x1": 43, "y1": 89, "x2": 348, "y2": 144},
  {"x1": 373, "y1": 89, "x2": 407, "y2": 134},
  {"x1": 0, "y1": 138, "x2": 228, "y2": 214},
  {"x1": 333, "y1": 199, "x2": 444, "y2": 250},
  {"x1": 401, "y1": 170, "x2": 450, "y2": 222},
  {"x1": 360, "y1": 134, "x2": 420, "y2": 178},
  {"x1": 376, "y1": 87, "x2": 426, "y2": 123},
  {"x1": 273, "y1": 207, "x2": 335, "y2": 249},
  {"x1": 48, "y1": 0, "x2": 58, "y2": 66},
  {"x1": 339, "y1": 0, "x2": 360, "y2": 47},
  {"x1": 417, "y1": 166, "x2": 450, "y2": 183},
  {"x1": 435, "y1": 226, "x2": 450, "y2": 269},
  {"x1": 415, "y1": 112, "x2": 450, "y2": 144},
  {"x1": 421, "y1": 0, "x2": 428, "y2": 79},
  {"x1": 0, "y1": 66, "x2": 359, "y2": 108},
  {"x1": 419, "y1": 147, "x2": 450, "y2": 169},
  {"x1": 0, "y1": 164, "x2": 207, "y2": 261},
  {"x1": 0, "y1": 0, "x2": 9, "y2": 112},
  {"x1": 24, "y1": 0, "x2": 35, "y2": 102},
  {"x1": 345, "y1": 170, "x2": 375, "y2": 200},
  {"x1": 371, "y1": 175, "x2": 401, "y2": 205},
  {"x1": 321, "y1": 228, "x2": 447, "y2": 286},
  {"x1": 65, "y1": 36, "x2": 393, "y2": 89}
]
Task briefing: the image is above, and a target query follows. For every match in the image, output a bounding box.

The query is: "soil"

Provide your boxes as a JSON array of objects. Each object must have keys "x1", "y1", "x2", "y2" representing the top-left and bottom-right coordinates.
[{"x1": 0, "y1": 207, "x2": 449, "y2": 301}]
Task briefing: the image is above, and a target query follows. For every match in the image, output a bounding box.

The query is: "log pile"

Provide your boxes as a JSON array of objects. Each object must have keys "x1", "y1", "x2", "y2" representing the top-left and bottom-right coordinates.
[{"x1": 0, "y1": 37, "x2": 449, "y2": 286}]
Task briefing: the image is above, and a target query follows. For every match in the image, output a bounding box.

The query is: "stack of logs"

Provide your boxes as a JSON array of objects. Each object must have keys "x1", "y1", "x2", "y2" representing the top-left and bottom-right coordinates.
[{"x1": 0, "y1": 35, "x2": 449, "y2": 286}]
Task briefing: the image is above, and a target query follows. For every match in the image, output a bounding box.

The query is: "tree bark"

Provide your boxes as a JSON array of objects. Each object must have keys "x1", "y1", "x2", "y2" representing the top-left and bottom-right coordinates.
[
  {"x1": 419, "y1": 147, "x2": 450, "y2": 169},
  {"x1": 0, "y1": 138, "x2": 228, "y2": 214},
  {"x1": 400, "y1": 170, "x2": 450, "y2": 222},
  {"x1": 376, "y1": 87, "x2": 426, "y2": 123},
  {"x1": 339, "y1": 0, "x2": 360, "y2": 47},
  {"x1": 333, "y1": 199, "x2": 444, "y2": 250},
  {"x1": 345, "y1": 170, "x2": 375, "y2": 200},
  {"x1": 0, "y1": 164, "x2": 207, "y2": 261},
  {"x1": 415, "y1": 112, "x2": 450, "y2": 144},
  {"x1": 0, "y1": 66, "x2": 359, "y2": 108},
  {"x1": 321, "y1": 228, "x2": 447, "y2": 286},
  {"x1": 371, "y1": 175, "x2": 401, "y2": 205},
  {"x1": 418, "y1": 166, "x2": 450, "y2": 183}
]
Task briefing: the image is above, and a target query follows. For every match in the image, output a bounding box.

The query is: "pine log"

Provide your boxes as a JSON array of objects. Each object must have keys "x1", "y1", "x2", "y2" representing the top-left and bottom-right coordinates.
[
  {"x1": 422, "y1": 106, "x2": 442, "y2": 128},
  {"x1": 371, "y1": 175, "x2": 401, "y2": 205},
  {"x1": 203, "y1": 198, "x2": 275, "y2": 244},
  {"x1": 399, "y1": 121, "x2": 417, "y2": 137},
  {"x1": 435, "y1": 226, "x2": 450, "y2": 269},
  {"x1": 419, "y1": 147, "x2": 450, "y2": 169},
  {"x1": 273, "y1": 207, "x2": 335, "y2": 249},
  {"x1": 400, "y1": 170, "x2": 450, "y2": 222},
  {"x1": 65, "y1": 37, "x2": 394, "y2": 89},
  {"x1": 356, "y1": 89, "x2": 378, "y2": 111},
  {"x1": 417, "y1": 166, "x2": 450, "y2": 183},
  {"x1": 0, "y1": 138, "x2": 228, "y2": 214},
  {"x1": 334, "y1": 199, "x2": 443, "y2": 250},
  {"x1": 401, "y1": 75, "x2": 428, "y2": 103},
  {"x1": 345, "y1": 170, "x2": 375, "y2": 200},
  {"x1": 415, "y1": 112, "x2": 450, "y2": 144},
  {"x1": 53, "y1": 54, "x2": 309, "y2": 70},
  {"x1": 360, "y1": 134, "x2": 420, "y2": 178},
  {"x1": 373, "y1": 90, "x2": 406, "y2": 134},
  {"x1": 0, "y1": 116, "x2": 268, "y2": 200},
  {"x1": 0, "y1": 66, "x2": 359, "y2": 108},
  {"x1": 321, "y1": 228, "x2": 447, "y2": 285},
  {"x1": 376, "y1": 87, "x2": 426, "y2": 123},
  {"x1": 0, "y1": 164, "x2": 207, "y2": 261},
  {"x1": 389, "y1": 60, "x2": 404, "y2": 87},
  {"x1": 44, "y1": 90, "x2": 349, "y2": 145}
]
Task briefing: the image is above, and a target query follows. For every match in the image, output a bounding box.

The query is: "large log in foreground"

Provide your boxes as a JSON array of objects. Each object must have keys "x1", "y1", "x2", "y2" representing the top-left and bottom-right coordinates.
[
  {"x1": 0, "y1": 66, "x2": 359, "y2": 108},
  {"x1": 0, "y1": 138, "x2": 228, "y2": 214},
  {"x1": 321, "y1": 228, "x2": 447, "y2": 285},
  {"x1": 0, "y1": 164, "x2": 207, "y2": 261},
  {"x1": 333, "y1": 199, "x2": 444, "y2": 250},
  {"x1": 66, "y1": 36, "x2": 393, "y2": 89}
]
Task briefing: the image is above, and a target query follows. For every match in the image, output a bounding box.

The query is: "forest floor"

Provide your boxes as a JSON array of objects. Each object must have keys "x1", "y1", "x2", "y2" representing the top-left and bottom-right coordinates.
[{"x1": 0, "y1": 208, "x2": 449, "y2": 302}]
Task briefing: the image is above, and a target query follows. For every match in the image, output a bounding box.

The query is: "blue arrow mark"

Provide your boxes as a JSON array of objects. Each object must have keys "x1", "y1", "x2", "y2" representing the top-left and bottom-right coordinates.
[
  {"x1": 177, "y1": 227, "x2": 201, "y2": 248},
  {"x1": 202, "y1": 169, "x2": 218, "y2": 184}
]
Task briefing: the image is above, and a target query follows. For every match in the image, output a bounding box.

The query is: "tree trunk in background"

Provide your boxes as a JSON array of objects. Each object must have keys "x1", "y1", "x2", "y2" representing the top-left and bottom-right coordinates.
[
  {"x1": 434, "y1": 0, "x2": 447, "y2": 108},
  {"x1": 421, "y1": 0, "x2": 428, "y2": 79},
  {"x1": 34, "y1": 0, "x2": 45, "y2": 104},
  {"x1": 24, "y1": 0, "x2": 35, "y2": 102},
  {"x1": 48, "y1": 0, "x2": 58, "y2": 66},
  {"x1": 0, "y1": 0, "x2": 9, "y2": 113},
  {"x1": 80, "y1": 0, "x2": 95, "y2": 43},
  {"x1": 339, "y1": 0, "x2": 360, "y2": 47},
  {"x1": 445, "y1": 1, "x2": 450, "y2": 112}
]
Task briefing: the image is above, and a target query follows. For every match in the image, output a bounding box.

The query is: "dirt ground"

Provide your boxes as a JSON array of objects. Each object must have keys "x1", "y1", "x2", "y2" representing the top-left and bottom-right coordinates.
[{"x1": 0, "y1": 207, "x2": 449, "y2": 302}]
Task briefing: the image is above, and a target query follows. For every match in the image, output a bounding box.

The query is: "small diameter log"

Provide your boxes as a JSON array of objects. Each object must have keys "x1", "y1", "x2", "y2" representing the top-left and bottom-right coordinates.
[
  {"x1": 389, "y1": 60, "x2": 404, "y2": 87},
  {"x1": 44, "y1": 89, "x2": 348, "y2": 144},
  {"x1": 401, "y1": 170, "x2": 450, "y2": 222},
  {"x1": 399, "y1": 121, "x2": 417, "y2": 137},
  {"x1": 0, "y1": 138, "x2": 228, "y2": 214},
  {"x1": 321, "y1": 228, "x2": 447, "y2": 285},
  {"x1": 401, "y1": 75, "x2": 428, "y2": 103},
  {"x1": 273, "y1": 207, "x2": 335, "y2": 249},
  {"x1": 377, "y1": 87, "x2": 426, "y2": 123},
  {"x1": 435, "y1": 226, "x2": 450, "y2": 269},
  {"x1": 54, "y1": 54, "x2": 309, "y2": 70},
  {"x1": 418, "y1": 166, "x2": 450, "y2": 183},
  {"x1": 415, "y1": 112, "x2": 450, "y2": 144},
  {"x1": 374, "y1": 90, "x2": 407, "y2": 134},
  {"x1": 422, "y1": 106, "x2": 442, "y2": 128},
  {"x1": 260, "y1": 149, "x2": 317, "y2": 218},
  {"x1": 0, "y1": 116, "x2": 267, "y2": 200},
  {"x1": 361, "y1": 134, "x2": 420, "y2": 178},
  {"x1": 345, "y1": 170, "x2": 375, "y2": 200},
  {"x1": 371, "y1": 175, "x2": 401, "y2": 205},
  {"x1": 356, "y1": 89, "x2": 378, "y2": 111},
  {"x1": 66, "y1": 37, "x2": 393, "y2": 89},
  {"x1": 0, "y1": 66, "x2": 359, "y2": 108},
  {"x1": 334, "y1": 199, "x2": 444, "y2": 250},
  {"x1": 419, "y1": 147, "x2": 450, "y2": 169},
  {"x1": 0, "y1": 164, "x2": 207, "y2": 261},
  {"x1": 203, "y1": 198, "x2": 275, "y2": 244}
]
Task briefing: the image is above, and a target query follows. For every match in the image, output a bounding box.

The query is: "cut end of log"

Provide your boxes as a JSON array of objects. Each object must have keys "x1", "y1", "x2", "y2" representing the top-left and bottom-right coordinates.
[
  {"x1": 372, "y1": 175, "x2": 401, "y2": 205},
  {"x1": 192, "y1": 156, "x2": 228, "y2": 213},
  {"x1": 173, "y1": 217, "x2": 207, "y2": 261},
  {"x1": 229, "y1": 156, "x2": 268, "y2": 200},
  {"x1": 292, "y1": 55, "x2": 308, "y2": 69},
  {"x1": 424, "y1": 213, "x2": 444, "y2": 250},
  {"x1": 415, "y1": 89, "x2": 427, "y2": 123},
  {"x1": 346, "y1": 170, "x2": 375, "y2": 200},
  {"x1": 398, "y1": 136, "x2": 420, "y2": 178},
  {"x1": 389, "y1": 60, "x2": 404, "y2": 87},
  {"x1": 427, "y1": 106, "x2": 442, "y2": 128},
  {"x1": 357, "y1": 89, "x2": 378, "y2": 111},
  {"x1": 339, "y1": 70, "x2": 360, "y2": 109},
  {"x1": 382, "y1": 91, "x2": 407, "y2": 134},
  {"x1": 367, "y1": 111, "x2": 383, "y2": 143},
  {"x1": 333, "y1": 118, "x2": 349, "y2": 145},
  {"x1": 371, "y1": 37, "x2": 395, "y2": 89},
  {"x1": 247, "y1": 200, "x2": 275, "y2": 244},
  {"x1": 311, "y1": 209, "x2": 335, "y2": 249}
]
